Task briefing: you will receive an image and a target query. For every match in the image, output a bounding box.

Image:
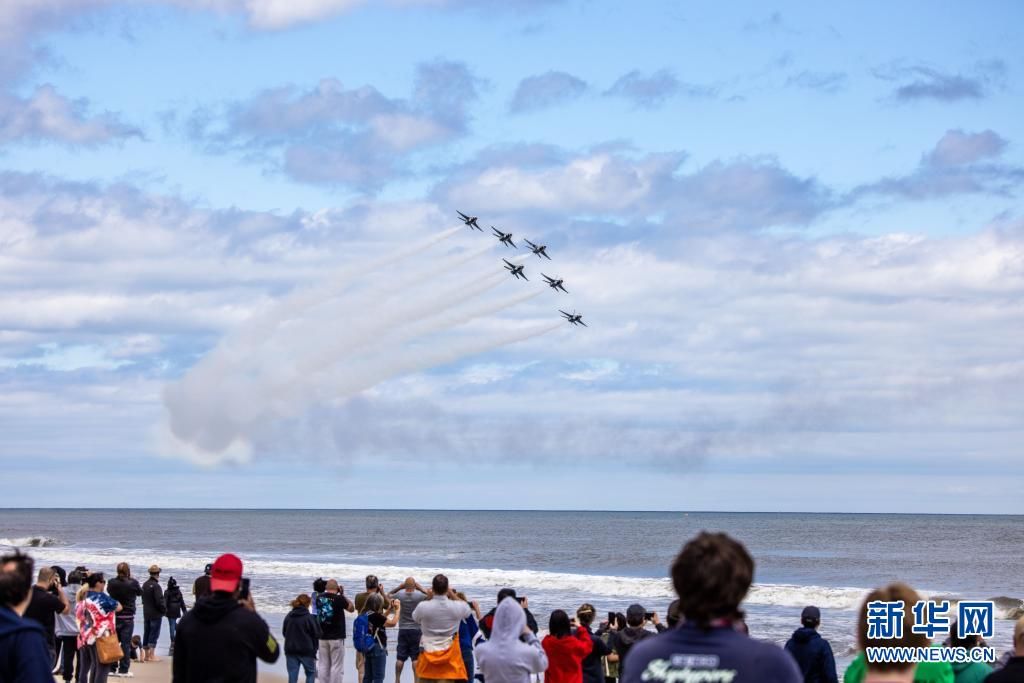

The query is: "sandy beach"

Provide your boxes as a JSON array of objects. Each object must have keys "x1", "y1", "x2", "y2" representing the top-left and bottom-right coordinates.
[
  {"x1": 54, "y1": 638, "x2": 376, "y2": 683},
  {"x1": 53, "y1": 657, "x2": 287, "y2": 683}
]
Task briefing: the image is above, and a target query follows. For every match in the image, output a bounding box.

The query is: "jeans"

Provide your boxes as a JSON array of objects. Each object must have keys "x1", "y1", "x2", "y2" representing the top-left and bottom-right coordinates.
[
  {"x1": 166, "y1": 616, "x2": 178, "y2": 643},
  {"x1": 143, "y1": 616, "x2": 162, "y2": 649},
  {"x1": 287, "y1": 654, "x2": 317, "y2": 683},
  {"x1": 317, "y1": 638, "x2": 345, "y2": 683},
  {"x1": 56, "y1": 634, "x2": 79, "y2": 681},
  {"x1": 461, "y1": 649, "x2": 474, "y2": 683},
  {"x1": 362, "y1": 643, "x2": 387, "y2": 683},
  {"x1": 114, "y1": 617, "x2": 134, "y2": 674},
  {"x1": 79, "y1": 643, "x2": 110, "y2": 683}
]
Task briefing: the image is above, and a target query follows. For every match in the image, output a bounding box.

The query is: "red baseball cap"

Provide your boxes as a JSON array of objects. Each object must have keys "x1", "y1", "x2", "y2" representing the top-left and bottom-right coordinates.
[{"x1": 210, "y1": 553, "x2": 243, "y2": 593}]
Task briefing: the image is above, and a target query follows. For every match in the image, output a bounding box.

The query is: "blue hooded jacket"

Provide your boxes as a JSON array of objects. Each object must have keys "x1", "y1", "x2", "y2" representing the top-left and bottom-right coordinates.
[
  {"x1": 0, "y1": 604, "x2": 54, "y2": 682},
  {"x1": 784, "y1": 627, "x2": 838, "y2": 683}
]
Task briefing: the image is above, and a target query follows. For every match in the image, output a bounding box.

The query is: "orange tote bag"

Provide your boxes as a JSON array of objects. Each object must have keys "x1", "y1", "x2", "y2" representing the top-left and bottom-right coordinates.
[{"x1": 415, "y1": 638, "x2": 467, "y2": 681}]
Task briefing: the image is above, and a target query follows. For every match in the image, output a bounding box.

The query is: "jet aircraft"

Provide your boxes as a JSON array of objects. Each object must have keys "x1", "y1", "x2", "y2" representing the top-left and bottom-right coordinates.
[
  {"x1": 542, "y1": 274, "x2": 568, "y2": 293},
  {"x1": 491, "y1": 227, "x2": 516, "y2": 248},
  {"x1": 457, "y1": 211, "x2": 481, "y2": 230},
  {"x1": 504, "y1": 259, "x2": 528, "y2": 280},
  {"x1": 559, "y1": 310, "x2": 587, "y2": 327},
  {"x1": 524, "y1": 239, "x2": 551, "y2": 260}
]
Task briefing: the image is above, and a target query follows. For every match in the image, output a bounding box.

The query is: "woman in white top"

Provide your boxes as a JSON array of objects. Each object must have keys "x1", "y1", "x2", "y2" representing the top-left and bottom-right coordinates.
[{"x1": 476, "y1": 599, "x2": 548, "y2": 683}]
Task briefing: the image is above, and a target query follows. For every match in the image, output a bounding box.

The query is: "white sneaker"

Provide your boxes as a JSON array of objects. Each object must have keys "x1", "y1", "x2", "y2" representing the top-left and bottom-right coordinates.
[
  {"x1": 122, "y1": 673, "x2": 135, "y2": 678},
  {"x1": 110, "y1": 674, "x2": 123, "y2": 678}
]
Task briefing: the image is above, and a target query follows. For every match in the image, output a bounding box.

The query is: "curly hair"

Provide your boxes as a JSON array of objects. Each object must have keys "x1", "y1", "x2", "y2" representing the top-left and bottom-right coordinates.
[{"x1": 670, "y1": 532, "x2": 753, "y2": 626}]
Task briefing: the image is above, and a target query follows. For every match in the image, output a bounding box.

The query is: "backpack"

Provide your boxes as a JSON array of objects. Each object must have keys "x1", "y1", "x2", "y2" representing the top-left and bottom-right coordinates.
[{"x1": 352, "y1": 613, "x2": 376, "y2": 653}]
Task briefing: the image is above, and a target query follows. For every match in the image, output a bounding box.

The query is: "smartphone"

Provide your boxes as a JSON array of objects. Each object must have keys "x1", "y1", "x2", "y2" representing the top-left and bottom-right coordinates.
[
  {"x1": 239, "y1": 577, "x2": 251, "y2": 601},
  {"x1": 645, "y1": 611, "x2": 655, "y2": 620},
  {"x1": 608, "y1": 611, "x2": 616, "y2": 624}
]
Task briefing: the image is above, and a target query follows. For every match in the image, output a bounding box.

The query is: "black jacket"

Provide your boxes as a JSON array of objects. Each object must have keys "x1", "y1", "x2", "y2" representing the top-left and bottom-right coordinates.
[
  {"x1": 784, "y1": 627, "x2": 838, "y2": 683},
  {"x1": 613, "y1": 626, "x2": 657, "y2": 668},
  {"x1": 108, "y1": 576, "x2": 143, "y2": 617},
  {"x1": 581, "y1": 625, "x2": 612, "y2": 683},
  {"x1": 480, "y1": 606, "x2": 539, "y2": 638},
  {"x1": 165, "y1": 581, "x2": 188, "y2": 620},
  {"x1": 173, "y1": 592, "x2": 279, "y2": 683},
  {"x1": 282, "y1": 606, "x2": 321, "y2": 657},
  {"x1": 142, "y1": 577, "x2": 166, "y2": 619}
]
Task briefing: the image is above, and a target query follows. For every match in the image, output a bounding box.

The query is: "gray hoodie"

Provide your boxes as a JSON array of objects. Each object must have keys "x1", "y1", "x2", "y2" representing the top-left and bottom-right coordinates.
[{"x1": 476, "y1": 600, "x2": 547, "y2": 683}]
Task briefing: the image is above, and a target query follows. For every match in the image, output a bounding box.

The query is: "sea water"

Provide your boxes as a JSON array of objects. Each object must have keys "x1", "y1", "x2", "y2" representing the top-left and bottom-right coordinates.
[{"x1": 3, "y1": 509, "x2": 1021, "y2": 673}]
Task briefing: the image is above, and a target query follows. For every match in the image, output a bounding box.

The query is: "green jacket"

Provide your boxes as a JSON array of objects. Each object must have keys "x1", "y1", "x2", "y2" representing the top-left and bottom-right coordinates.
[
  {"x1": 950, "y1": 661, "x2": 992, "y2": 683},
  {"x1": 843, "y1": 652, "x2": 954, "y2": 683}
]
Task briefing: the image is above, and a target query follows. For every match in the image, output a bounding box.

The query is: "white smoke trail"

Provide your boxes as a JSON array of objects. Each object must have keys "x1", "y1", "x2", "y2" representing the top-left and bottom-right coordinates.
[
  {"x1": 240, "y1": 226, "x2": 463, "y2": 343},
  {"x1": 160, "y1": 226, "x2": 563, "y2": 465}
]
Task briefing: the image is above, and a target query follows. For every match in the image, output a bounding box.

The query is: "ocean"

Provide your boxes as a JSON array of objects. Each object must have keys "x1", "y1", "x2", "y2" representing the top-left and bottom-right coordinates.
[{"x1": 3, "y1": 509, "x2": 1021, "y2": 673}]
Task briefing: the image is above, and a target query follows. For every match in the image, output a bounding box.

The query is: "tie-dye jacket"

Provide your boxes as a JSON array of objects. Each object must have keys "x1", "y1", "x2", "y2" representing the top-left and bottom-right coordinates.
[{"x1": 77, "y1": 590, "x2": 118, "y2": 648}]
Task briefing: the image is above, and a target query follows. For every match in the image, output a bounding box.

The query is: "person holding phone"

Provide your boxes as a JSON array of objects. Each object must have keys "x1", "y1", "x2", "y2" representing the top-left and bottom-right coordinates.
[
  {"x1": 316, "y1": 579, "x2": 355, "y2": 683},
  {"x1": 22, "y1": 565, "x2": 70, "y2": 663},
  {"x1": 542, "y1": 610, "x2": 593, "y2": 683},
  {"x1": 172, "y1": 553, "x2": 280, "y2": 682},
  {"x1": 480, "y1": 589, "x2": 538, "y2": 640},
  {"x1": 611, "y1": 605, "x2": 663, "y2": 670}
]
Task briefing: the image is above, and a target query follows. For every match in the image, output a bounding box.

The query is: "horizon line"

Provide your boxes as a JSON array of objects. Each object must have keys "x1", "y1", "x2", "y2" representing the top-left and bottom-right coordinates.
[{"x1": 2, "y1": 507, "x2": 1021, "y2": 516}]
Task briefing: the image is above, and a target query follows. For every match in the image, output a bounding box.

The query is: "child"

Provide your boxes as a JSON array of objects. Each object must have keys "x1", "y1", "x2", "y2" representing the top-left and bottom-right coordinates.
[{"x1": 130, "y1": 635, "x2": 143, "y2": 662}]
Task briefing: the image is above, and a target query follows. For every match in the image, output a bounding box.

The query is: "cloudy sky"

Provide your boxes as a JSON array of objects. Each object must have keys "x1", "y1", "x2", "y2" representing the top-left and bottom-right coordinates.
[{"x1": 2, "y1": 0, "x2": 1022, "y2": 512}]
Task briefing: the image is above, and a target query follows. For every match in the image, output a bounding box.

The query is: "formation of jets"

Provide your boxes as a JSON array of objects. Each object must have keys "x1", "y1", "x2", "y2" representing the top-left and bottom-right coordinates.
[{"x1": 456, "y1": 210, "x2": 587, "y2": 328}]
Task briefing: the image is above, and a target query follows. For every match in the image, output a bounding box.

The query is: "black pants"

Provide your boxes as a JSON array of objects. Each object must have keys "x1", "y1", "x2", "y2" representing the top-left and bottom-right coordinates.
[{"x1": 55, "y1": 635, "x2": 79, "y2": 681}]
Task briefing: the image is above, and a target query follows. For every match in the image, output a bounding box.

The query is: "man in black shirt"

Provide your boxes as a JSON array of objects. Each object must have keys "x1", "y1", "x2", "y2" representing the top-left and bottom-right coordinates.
[
  {"x1": 612, "y1": 604, "x2": 665, "y2": 669},
  {"x1": 22, "y1": 566, "x2": 69, "y2": 661},
  {"x1": 316, "y1": 579, "x2": 354, "y2": 683},
  {"x1": 173, "y1": 553, "x2": 279, "y2": 683},
  {"x1": 193, "y1": 563, "x2": 212, "y2": 601},
  {"x1": 108, "y1": 562, "x2": 143, "y2": 676}
]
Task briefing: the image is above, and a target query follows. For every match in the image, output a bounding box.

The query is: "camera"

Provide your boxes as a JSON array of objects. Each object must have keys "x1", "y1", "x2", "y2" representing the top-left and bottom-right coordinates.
[
  {"x1": 645, "y1": 611, "x2": 655, "y2": 621},
  {"x1": 239, "y1": 577, "x2": 251, "y2": 601}
]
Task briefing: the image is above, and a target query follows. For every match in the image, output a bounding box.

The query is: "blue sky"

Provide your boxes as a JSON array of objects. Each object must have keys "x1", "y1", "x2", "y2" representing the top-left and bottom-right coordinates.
[{"x1": 1, "y1": 0, "x2": 1023, "y2": 512}]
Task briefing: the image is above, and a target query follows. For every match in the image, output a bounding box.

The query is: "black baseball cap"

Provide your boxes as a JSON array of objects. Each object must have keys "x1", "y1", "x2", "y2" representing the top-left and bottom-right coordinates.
[
  {"x1": 626, "y1": 604, "x2": 647, "y2": 624},
  {"x1": 801, "y1": 606, "x2": 821, "y2": 623}
]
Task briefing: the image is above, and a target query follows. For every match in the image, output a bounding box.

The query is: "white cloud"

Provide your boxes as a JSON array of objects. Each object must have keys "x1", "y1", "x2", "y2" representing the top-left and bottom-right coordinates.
[{"x1": 0, "y1": 85, "x2": 141, "y2": 145}]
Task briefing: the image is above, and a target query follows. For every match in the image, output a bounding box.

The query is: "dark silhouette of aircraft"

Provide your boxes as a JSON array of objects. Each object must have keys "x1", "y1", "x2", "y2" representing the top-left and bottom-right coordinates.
[
  {"x1": 457, "y1": 211, "x2": 481, "y2": 230},
  {"x1": 504, "y1": 259, "x2": 528, "y2": 280},
  {"x1": 491, "y1": 227, "x2": 516, "y2": 248},
  {"x1": 542, "y1": 274, "x2": 568, "y2": 293},
  {"x1": 560, "y1": 310, "x2": 587, "y2": 327},
  {"x1": 524, "y1": 239, "x2": 551, "y2": 260}
]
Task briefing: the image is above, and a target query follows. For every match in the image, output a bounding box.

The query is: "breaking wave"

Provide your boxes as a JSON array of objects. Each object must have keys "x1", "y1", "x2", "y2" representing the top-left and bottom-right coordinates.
[
  {"x1": 0, "y1": 536, "x2": 60, "y2": 548},
  {"x1": 19, "y1": 545, "x2": 1020, "y2": 619}
]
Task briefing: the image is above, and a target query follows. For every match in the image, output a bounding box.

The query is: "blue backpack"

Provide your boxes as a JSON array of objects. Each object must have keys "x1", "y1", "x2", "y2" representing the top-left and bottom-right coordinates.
[{"x1": 352, "y1": 613, "x2": 376, "y2": 653}]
